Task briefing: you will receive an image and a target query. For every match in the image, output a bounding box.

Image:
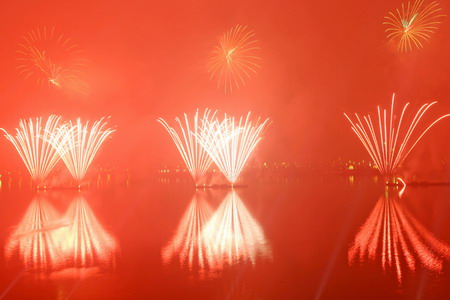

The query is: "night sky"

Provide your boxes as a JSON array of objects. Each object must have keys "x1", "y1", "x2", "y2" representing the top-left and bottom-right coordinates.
[{"x1": 0, "y1": 0, "x2": 449, "y2": 172}]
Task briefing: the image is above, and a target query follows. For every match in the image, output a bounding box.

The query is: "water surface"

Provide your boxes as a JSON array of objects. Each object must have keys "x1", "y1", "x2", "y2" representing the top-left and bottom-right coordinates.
[{"x1": 0, "y1": 176, "x2": 449, "y2": 299}]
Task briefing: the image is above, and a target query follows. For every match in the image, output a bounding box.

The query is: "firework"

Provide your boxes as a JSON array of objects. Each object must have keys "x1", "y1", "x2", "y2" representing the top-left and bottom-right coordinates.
[
  {"x1": 344, "y1": 94, "x2": 450, "y2": 177},
  {"x1": 157, "y1": 109, "x2": 217, "y2": 185},
  {"x1": 161, "y1": 191, "x2": 214, "y2": 278},
  {"x1": 208, "y1": 25, "x2": 261, "y2": 93},
  {"x1": 383, "y1": 0, "x2": 445, "y2": 52},
  {"x1": 55, "y1": 195, "x2": 118, "y2": 268},
  {"x1": 348, "y1": 192, "x2": 450, "y2": 283},
  {"x1": 201, "y1": 190, "x2": 272, "y2": 270},
  {"x1": 49, "y1": 117, "x2": 114, "y2": 184},
  {"x1": 196, "y1": 112, "x2": 270, "y2": 185},
  {"x1": 1, "y1": 115, "x2": 62, "y2": 186},
  {"x1": 5, "y1": 195, "x2": 66, "y2": 271},
  {"x1": 17, "y1": 26, "x2": 90, "y2": 94}
]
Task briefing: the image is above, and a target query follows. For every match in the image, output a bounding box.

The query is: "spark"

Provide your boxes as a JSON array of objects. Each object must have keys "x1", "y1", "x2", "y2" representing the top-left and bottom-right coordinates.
[
  {"x1": 383, "y1": 0, "x2": 445, "y2": 52},
  {"x1": 196, "y1": 112, "x2": 270, "y2": 185},
  {"x1": 48, "y1": 118, "x2": 115, "y2": 184},
  {"x1": 208, "y1": 25, "x2": 261, "y2": 93},
  {"x1": 348, "y1": 192, "x2": 450, "y2": 284},
  {"x1": 344, "y1": 94, "x2": 450, "y2": 177},
  {"x1": 157, "y1": 109, "x2": 217, "y2": 185},
  {"x1": 1, "y1": 115, "x2": 62, "y2": 187},
  {"x1": 16, "y1": 26, "x2": 90, "y2": 94}
]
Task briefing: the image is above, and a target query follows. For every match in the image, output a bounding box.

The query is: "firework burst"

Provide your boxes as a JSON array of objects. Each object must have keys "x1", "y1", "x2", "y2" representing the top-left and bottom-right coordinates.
[
  {"x1": 344, "y1": 94, "x2": 450, "y2": 177},
  {"x1": 208, "y1": 25, "x2": 261, "y2": 93},
  {"x1": 157, "y1": 109, "x2": 217, "y2": 185},
  {"x1": 196, "y1": 112, "x2": 270, "y2": 185},
  {"x1": 49, "y1": 118, "x2": 114, "y2": 184},
  {"x1": 17, "y1": 26, "x2": 90, "y2": 94},
  {"x1": 383, "y1": 0, "x2": 445, "y2": 52},
  {"x1": 1, "y1": 115, "x2": 62, "y2": 186}
]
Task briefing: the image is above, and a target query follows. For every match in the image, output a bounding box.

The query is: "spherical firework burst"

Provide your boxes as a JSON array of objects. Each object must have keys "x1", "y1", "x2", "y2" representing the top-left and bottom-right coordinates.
[
  {"x1": 1, "y1": 115, "x2": 63, "y2": 186},
  {"x1": 48, "y1": 117, "x2": 114, "y2": 184},
  {"x1": 344, "y1": 94, "x2": 450, "y2": 178},
  {"x1": 383, "y1": 0, "x2": 445, "y2": 52},
  {"x1": 208, "y1": 25, "x2": 261, "y2": 93},
  {"x1": 157, "y1": 109, "x2": 217, "y2": 185},
  {"x1": 17, "y1": 26, "x2": 90, "y2": 94}
]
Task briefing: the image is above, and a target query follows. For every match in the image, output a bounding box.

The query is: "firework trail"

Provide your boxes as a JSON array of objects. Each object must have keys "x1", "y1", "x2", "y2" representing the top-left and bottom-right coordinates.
[
  {"x1": 196, "y1": 112, "x2": 270, "y2": 185},
  {"x1": 49, "y1": 118, "x2": 114, "y2": 184},
  {"x1": 208, "y1": 25, "x2": 261, "y2": 93},
  {"x1": 383, "y1": 0, "x2": 445, "y2": 52},
  {"x1": 17, "y1": 26, "x2": 90, "y2": 94},
  {"x1": 348, "y1": 192, "x2": 450, "y2": 284},
  {"x1": 1, "y1": 115, "x2": 62, "y2": 187},
  {"x1": 344, "y1": 94, "x2": 450, "y2": 177},
  {"x1": 157, "y1": 109, "x2": 217, "y2": 185}
]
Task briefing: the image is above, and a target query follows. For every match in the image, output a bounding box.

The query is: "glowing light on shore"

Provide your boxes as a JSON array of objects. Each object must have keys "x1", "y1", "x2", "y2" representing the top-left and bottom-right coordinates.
[
  {"x1": 161, "y1": 191, "x2": 214, "y2": 278},
  {"x1": 208, "y1": 25, "x2": 261, "y2": 93},
  {"x1": 1, "y1": 115, "x2": 62, "y2": 186},
  {"x1": 157, "y1": 110, "x2": 217, "y2": 185},
  {"x1": 344, "y1": 94, "x2": 450, "y2": 177},
  {"x1": 348, "y1": 192, "x2": 450, "y2": 283},
  {"x1": 202, "y1": 190, "x2": 272, "y2": 270},
  {"x1": 49, "y1": 118, "x2": 114, "y2": 184},
  {"x1": 196, "y1": 112, "x2": 270, "y2": 184},
  {"x1": 5, "y1": 195, "x2": 66, "y2": 271},
  {"x1": 383, "y1": 0, "x2": 445, "y2": 52},
  {"x1": 17, "y1": 26, "x2": 90, "y2": 94}
]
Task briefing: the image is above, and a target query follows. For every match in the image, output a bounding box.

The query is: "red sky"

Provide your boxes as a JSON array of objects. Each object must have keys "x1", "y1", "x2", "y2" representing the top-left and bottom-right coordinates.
[{"x1": 0, "y1": 0, "x2": 449, "y2": 171}]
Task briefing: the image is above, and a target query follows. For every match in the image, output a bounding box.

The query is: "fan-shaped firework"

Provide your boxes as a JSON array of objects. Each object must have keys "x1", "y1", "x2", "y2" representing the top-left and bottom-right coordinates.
[
  {"x1": 383, "y1": 0, "x2": 445, "y2": 52},
  {"x1": 344, "y1": 94, "x2": 450, "y2": 177},
  {"x1": 17, "y1": 26, "x2": 90, "y2": 94},
  {"x1": 5, "y1": 194, "x2": 66, "y2": 271},
  {"x1": 348, "y1": 192, "x2": 450, "y2": 284},
  {"x1": 208, "y1": 25, "x2": 261, "y2": 93},
  {"x1": 56, "y1": 195, "x2": 118, "y2": 268},
  {"x1": 196, "y1": 112, "x2": 270, "y2": 185},
  {"x1": 49, "y1": 118, "x2": 114, "y2": 184},
  {"x1": 157, "y1": 109, "x2": 217, "y2": 185},
  {"x1": 161, "y1": 191, "x2": 214, "y2": 278},
  {"x1": 201, "y1": 190, "x2": 272, "y2": 271},
  {"x1": 1, "y1": 115, "x2": 62, "y2": 186}
]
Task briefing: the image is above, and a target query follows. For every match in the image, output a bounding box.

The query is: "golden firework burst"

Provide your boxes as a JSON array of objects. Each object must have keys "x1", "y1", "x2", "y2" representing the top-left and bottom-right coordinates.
[{"x1": 383, "y1": 0, "x2": 445, "y2": 52}]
